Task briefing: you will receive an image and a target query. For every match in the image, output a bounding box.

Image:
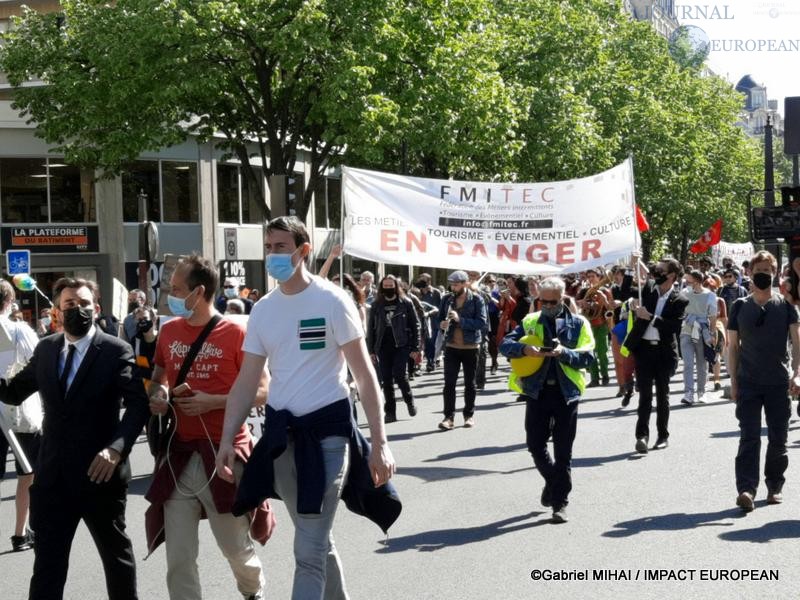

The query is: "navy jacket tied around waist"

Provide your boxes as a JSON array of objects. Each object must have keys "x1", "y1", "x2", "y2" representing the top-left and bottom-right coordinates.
[{"x1": 232, "y1": 398, "x2": 402, "y2": 534}]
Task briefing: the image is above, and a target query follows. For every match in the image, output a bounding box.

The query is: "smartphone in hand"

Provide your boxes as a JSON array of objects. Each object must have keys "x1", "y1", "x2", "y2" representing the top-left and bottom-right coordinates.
[{"x1": 172, "y1": 382, "x2": 193, "y2": 398}]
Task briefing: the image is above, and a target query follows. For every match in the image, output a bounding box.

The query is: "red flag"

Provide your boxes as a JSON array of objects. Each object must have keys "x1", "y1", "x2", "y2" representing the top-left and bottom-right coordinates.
[
  {"x1": 635, "y1": 204, "x2": 650, "y2": 232},
  {"x1": 690, "y1": 219, "x2": 723, "y2": 254}
]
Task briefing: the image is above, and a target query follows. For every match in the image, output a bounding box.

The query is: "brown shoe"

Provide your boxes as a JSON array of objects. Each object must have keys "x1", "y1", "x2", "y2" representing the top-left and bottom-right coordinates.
[
  {"x1": 438, "y1": 418, "x2": 454, "y2": 431},
  {"x1": 464, "y1": 416, "x2": 475, "y2": 428},
  {"x1": 767, "y1": 491, "x2": 783, "y2": 505},
  {"x1": 736, "y1": 491, "x2": 755, "y2": 512}
]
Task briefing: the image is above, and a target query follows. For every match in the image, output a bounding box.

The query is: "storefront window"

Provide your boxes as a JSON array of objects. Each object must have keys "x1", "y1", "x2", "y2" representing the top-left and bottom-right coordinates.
[
  {"x1": 313, "y1": 177, "x2": 327, "y2": 228},
  {"x1": 162, "y1": 161, "x2": 198, "y2": 222},
  {"x1": 0, "y1": 158, "x2": 49, "y2": 222},
  {"x1": 327, "y1": 177, "x2": 341, "y2": 228},
  {"x1": 242, "y1": 167, "x2": 266, "y2": 224},
  {"x1": 122, "y1": 161, "x2": 160, "y2": 222},
  {"x1": 288, "y1": 172, "x2": 304, "y2": 217},
  {"x1": 50, "y1": 164, "x2": 96, "y2": 222},
  {"x1": 217, "y1": 163, "x2": 239, "y2": 224}
]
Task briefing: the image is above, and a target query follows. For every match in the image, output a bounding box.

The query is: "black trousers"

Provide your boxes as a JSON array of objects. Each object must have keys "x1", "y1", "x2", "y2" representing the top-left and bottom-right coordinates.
[
  {"x1": 487, "y1": 312, "x2": 499, "y2": 367},
  {"x1": 29, "y1": 479, "x2": 138, "y2": 600},
  {"x1": 378, "y1": 344, "x2": 413, "y2": 417},
  {"x1": 476, "y1": 337, "x2": 488, "y2": 388},
  {"x1": 443, "y1": 347, "x2": 478, "y2": 419},
  {"x1": 525, "y1": 385, "x2": 579, "y2": 510},
  {"x1": 633, "y1": 343, "x2": 676, "y2": 441},
  {"x1": 735, "y1": 384, "x2": 791, "y2": 495}
]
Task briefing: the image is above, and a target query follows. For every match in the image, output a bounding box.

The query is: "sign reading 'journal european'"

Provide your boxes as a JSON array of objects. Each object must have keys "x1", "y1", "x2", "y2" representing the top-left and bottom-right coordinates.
[{"x1": 342, "y1": 159, "x2": 638, "y2": 275}]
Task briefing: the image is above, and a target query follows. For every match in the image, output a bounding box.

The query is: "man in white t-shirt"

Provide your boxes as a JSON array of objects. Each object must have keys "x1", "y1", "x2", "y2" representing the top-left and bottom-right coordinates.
[{"x1": 216, "y1": 216, "x2": 396, "y2": 599}]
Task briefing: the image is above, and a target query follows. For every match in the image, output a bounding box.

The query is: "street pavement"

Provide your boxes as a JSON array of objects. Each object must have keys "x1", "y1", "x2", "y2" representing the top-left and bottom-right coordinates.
[{"x1": 1, "y1": 359, "x2": 799, "y2": 599}]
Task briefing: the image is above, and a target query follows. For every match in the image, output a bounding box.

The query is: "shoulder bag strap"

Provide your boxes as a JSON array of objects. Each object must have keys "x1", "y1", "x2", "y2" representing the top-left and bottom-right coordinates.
[{"x1": 173, "y1": 314, "x2": 223, "y2": 390}]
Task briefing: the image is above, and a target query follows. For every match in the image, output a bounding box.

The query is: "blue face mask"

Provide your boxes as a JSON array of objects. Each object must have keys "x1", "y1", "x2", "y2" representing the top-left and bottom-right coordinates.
[
  {"x1": 223, "y1": 287, "x2": 238, "y2": 299},
  {"x1": 168, "y1": 291, "x2": 196, "y2": 319},
  {"x1": 267, "y1": 249, "x2": 300, "y2": 282}
]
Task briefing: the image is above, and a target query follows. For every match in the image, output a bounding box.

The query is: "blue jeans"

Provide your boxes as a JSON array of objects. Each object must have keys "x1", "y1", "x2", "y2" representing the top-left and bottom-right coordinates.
[
  {"x1": 735, "y1": 384, "x2": 791, "y2": 495},
  {"x1": 679, "y1": 334, "x2": 707, "y2": 400},
  {"x1": 273, "y1": 436, "x2": 350, "y2": 600}
]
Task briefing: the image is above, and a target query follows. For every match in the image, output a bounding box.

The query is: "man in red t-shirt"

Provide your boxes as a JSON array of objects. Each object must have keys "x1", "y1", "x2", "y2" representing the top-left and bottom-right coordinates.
[{"x1": 147, "y1": 255, "x2": 268, "y2": 600}]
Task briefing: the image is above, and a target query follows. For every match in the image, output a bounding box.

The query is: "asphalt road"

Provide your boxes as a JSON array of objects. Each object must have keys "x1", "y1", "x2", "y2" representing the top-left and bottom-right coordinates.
[{"x1": 1, "y1": 360, "x2": 798, "y2": 599}]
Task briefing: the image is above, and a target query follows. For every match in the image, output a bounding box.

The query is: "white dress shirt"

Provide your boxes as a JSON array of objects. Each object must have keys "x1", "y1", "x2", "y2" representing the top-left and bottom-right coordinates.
[
  {"x1": 60, "y1": 324, "x2": 96, "y2": 392},
  {"x1": 642, "y1": 288, "x2": 673, "y2": 341}
]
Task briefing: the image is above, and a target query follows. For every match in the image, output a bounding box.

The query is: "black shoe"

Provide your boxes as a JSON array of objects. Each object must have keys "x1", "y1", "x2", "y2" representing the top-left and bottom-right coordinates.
[
  {"x1": 476, "y1": 384, "x2": 485, "y2": 391},
  {"x1": 11, "y1": 528, "x2": 34, "y2": 552},
  {"x1": 406, "y1": 400, "x2": 418, "y2": 417},
  {"x1": 425, "y1": 364, "x2": 434, "y2": 373},
  {"x1": 540, "y1": 484, "x2": 552, "y2": 508},
  {"x1": 653, "y1": 437, "x2": 669, "y2": 450},
  {"x1": 635, "y1": 438, "x2": 648, "y2": 454},
  {"x1": 384, "y1": 413, "x2": 397, "y2": 424},
  {"x1": 615, "y1": 387, "x2": 624, "y2": 398},
  {"x1": 587, "y1": 380, "x2": 600, "y2": 388},
  {"x1": 601, "y1": 376, "x2": 610, "y2": 386},
  {"x1": 714, "y1": 382, "x2": 722, "y2": 391},
  {"x1": 621, "y1": 391, "x2": 632, "y2": 408},
  {"x1": 490, "y1": 364, "x2": 498, "y2": 375}
]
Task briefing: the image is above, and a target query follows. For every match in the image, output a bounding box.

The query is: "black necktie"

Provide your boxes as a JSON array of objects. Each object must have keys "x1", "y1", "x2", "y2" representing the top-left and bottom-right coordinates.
[{"x1": 60, "y1": 344, "x2": 76, "y2": 394}]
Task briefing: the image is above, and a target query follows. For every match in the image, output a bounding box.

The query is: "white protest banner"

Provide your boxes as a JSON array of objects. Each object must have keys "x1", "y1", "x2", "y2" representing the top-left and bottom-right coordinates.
[
  {"x1": 342, "y1": 159, "x2": 637, "y2": 275},
  {"x1": 712, "y1": 241, "x2": 754, "y2": 268}
]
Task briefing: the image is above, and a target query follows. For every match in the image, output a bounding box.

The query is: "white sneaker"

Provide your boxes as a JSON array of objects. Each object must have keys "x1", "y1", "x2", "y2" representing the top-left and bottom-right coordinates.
[
  {"x1": 696, "y1": 394, "x2": 706, "y2": 404},
  {"x1": 680, "y1": 396, "x2": 694, "y2": 406}
]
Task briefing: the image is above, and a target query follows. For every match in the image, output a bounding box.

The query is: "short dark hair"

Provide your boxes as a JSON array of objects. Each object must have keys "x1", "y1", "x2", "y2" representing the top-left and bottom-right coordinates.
[
  {"x1": 266, "y1": 216, "x2": 310, "y2": 248},
  {"x1": 659, "y1": 258, "x2": 683, "y2": 279},
  {"x1": 177, "y1": 254, "x2": 219, "y2": 302},
  {"x1": 688, "y1": 269, "x2": 704, "y2": 283},
  {"x1": 0, "y1": 279, "x2": 16, "y2": 311},
  {"x1": 53, "y1": 277, "x2": 99, "y2": 307}
]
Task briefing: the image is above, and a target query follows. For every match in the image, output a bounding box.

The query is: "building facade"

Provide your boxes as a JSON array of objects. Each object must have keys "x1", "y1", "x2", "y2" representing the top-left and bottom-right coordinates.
[
  {"x1": 734, "y1": 74, "x2": 784, "y2": 136},
  {"x1": 625, "y1": 0, "x2": 679, "y2": 40}
]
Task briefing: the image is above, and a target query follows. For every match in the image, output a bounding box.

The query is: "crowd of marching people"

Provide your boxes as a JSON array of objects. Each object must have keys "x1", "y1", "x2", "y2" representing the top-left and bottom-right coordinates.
[{"x1": 0, "y1": 215, "x2": 798, "y2": 599}]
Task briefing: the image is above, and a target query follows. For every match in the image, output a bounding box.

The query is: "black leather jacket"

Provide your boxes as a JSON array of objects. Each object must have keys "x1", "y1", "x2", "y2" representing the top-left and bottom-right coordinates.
[{"x1": 367, "y1": 296, "x2": 421, "y2": 353}]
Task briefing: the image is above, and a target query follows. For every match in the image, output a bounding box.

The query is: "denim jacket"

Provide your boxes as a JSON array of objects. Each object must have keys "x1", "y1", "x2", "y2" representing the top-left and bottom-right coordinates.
[
  {"x1": 499, "y1": 309, "x2": 595, "y2": 403},
  {"x1": 439, "y1": 290, "x2": 487, "y2": 346}
]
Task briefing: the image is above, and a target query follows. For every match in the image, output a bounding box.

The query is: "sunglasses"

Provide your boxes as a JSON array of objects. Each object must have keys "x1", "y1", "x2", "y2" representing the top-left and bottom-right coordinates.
[
  {"x1": 223, "y1": 285, "x2": 236, "y2": 289},
  {"x1": 540, "y1": 299, "x2": 560, "y2": 306}
]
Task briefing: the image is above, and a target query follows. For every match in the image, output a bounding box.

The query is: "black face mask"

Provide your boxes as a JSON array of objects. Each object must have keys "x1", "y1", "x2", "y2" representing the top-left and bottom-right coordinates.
[
  {"x1": 654, "y1": 273, "x2": 668, "y2": 285},
  {"x1": 381, "y1": 288, "x2": 397, "y2": 300},
  {"x1": 63, "y1": 306, "x2": 94, "y2": 338},
  {"x1": 416, "y1": 281, "x2": 428, "y2": 289},
  {"x1": 752, "y1": 272, "x2": 772, "y2": 290},
  {"x1": 137, "y1": 319, "x2": 153, "y2": 333}
]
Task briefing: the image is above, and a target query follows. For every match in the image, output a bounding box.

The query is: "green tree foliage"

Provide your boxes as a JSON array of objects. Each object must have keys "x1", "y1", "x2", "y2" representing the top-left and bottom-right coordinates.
[{"x1": 1, "y1": 0, "x2": 760, "y2": 257}]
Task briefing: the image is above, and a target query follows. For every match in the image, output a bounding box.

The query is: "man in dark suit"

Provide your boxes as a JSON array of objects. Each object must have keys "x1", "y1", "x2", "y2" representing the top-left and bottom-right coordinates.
[
  {"x1": 0, "y1": 277, "x2": 149, "y2": 600},
  {"x1": 623, "y1": 258, "x2": 688, "y2": 454}
]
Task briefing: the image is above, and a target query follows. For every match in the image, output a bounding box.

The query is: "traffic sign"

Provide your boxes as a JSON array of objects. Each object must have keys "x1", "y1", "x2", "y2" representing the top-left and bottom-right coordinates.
[
  {"x1": 224, "y1": 228, "x2": 238, "y2": 260},
  {"x1": 5, "y1": 249, "x2": 30, "y2": 275}
]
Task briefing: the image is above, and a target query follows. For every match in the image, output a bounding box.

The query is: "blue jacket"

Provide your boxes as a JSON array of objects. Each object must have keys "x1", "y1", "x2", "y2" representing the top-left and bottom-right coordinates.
[
  {"x1": 439, "y1": 290, "x2": 487, "y2": 346},
  {"x1": 499, "y1": 309, "x2": 595, "y2": 403}
]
